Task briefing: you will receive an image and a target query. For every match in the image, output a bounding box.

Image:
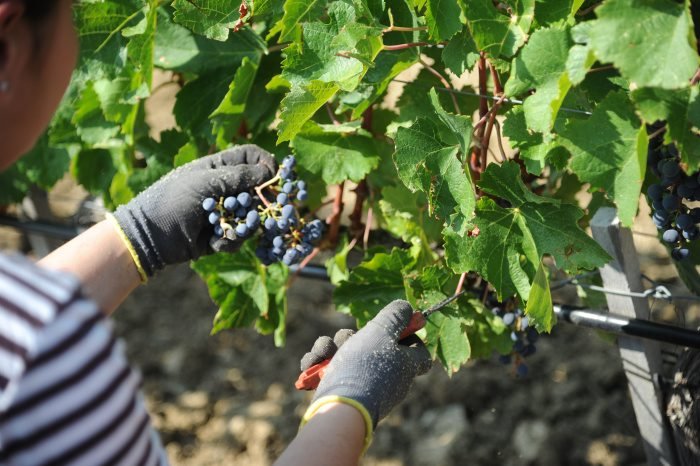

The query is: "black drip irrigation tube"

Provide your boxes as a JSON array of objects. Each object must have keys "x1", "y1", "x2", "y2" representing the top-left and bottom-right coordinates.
[{"x1": 4, "y1": 215, "x2": 700, "y2": 349}]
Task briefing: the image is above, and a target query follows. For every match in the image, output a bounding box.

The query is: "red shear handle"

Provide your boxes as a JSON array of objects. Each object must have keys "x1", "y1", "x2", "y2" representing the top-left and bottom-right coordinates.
[
  {"x1": 295, "y1": 312, "x2": 427, "y2": 391},
  {"x1": 295, "y1": 358, "x2": 331, "y2": 390}
]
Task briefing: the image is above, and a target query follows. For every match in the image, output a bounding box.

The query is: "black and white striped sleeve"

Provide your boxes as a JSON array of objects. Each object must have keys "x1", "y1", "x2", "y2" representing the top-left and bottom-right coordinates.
[{"x1": 0, "y1": 254, "x2": 169, "y2": 466}]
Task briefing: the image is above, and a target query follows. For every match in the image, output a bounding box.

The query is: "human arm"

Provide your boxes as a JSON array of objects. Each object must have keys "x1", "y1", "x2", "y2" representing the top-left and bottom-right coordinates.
[
  {"x1": 275, "y1": 301, "x2": 432, "y2": 465},
  {"x1": 38, "y1": 219, "x2": 141, "y2": 315},
  {"x1": 40, "y1": 145, "x2": 276, "y2": 315},
  {"x1": 273, "y1": 402, "x2": 366, "y2": 466}
]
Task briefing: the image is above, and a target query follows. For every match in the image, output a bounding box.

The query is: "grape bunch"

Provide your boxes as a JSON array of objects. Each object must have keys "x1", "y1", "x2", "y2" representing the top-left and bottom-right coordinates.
[
  {"x1": 491, "y1": 306, "x2": 538, "y2": 378},
  {"x1": 646, "y1": 143, "x2": 699, "y2": 261},
  {"x1": 202, "y1": 154, "x2": 323, "y2": 266},
  {"x1": 202, "y1": 191, "x2": 260, "y2": 241}
]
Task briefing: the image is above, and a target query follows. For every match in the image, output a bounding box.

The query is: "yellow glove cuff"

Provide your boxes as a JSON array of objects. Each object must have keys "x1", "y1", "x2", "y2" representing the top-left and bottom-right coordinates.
[
  {"x1": 301, "y1": 395, "x2": 374, "y2": 454},
  {"x1": 106, "y1": 213, "x2": 148, "y2": 284}
]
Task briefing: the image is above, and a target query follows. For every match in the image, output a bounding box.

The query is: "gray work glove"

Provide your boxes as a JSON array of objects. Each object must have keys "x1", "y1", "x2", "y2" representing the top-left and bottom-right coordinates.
[
  {"x1": 301, "y1": 300, "x2": 432, "y2": 427},
  {"x1": 113, "y1": 144, "x2": 276, "y2": 277}
]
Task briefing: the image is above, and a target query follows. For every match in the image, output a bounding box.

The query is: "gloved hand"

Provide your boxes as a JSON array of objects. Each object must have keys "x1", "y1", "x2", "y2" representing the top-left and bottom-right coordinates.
[
  {"x1": 111, "y1": 144, "x2": 276, "y2": 279},
  {"x1": 301, "y1": 300, "x2": 432, "y2": 432}
]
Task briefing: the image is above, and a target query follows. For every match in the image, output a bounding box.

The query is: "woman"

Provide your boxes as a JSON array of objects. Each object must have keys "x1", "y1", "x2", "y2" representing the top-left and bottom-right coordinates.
[{"x1": 0, "y1": 2, "x2": 432, "y2": 465}]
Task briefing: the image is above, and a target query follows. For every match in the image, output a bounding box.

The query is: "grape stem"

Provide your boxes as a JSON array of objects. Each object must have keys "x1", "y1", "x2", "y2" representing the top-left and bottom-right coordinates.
[
  {"x1": 419, "y1": 58, "x2": 461, "y2": 114},
  {"x1": 255, "y1": 173, "x2": 281, "y2": 208},
  {"x1": 455, "y1": 272, "x2": 467, "y2": 295},
  {"x1": 326, "y1": 182, "x2": 345, "y2": 247},
  {"x1": 288, "y1": 246, "x2": 322, "y2": 286},
  {"x1": 363, "y1": 206, "x2": 373, "y2": 250}
]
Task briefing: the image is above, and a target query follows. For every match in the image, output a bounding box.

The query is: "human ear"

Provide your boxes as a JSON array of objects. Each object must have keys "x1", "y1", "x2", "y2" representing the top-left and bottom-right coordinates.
[{"x1": 0, "y1": 1, "x2": 27, "y2": 95}]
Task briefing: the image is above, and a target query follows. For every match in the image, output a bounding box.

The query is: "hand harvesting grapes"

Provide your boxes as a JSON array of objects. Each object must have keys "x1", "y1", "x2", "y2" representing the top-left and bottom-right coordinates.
[
  {"x1": 198, "y1": 154, "x2": 324, "y2": 267},
  {"x1": 0, "y1": 2, "x2": 421, "y2": 461}
]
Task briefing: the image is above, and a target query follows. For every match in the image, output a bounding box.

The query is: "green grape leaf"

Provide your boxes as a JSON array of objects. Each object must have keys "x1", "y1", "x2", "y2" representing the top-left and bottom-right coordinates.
[
  {"x1": 72, "y1": 83, "x2": 122, "y2": 147},
  {"x1": 277, "y1": 81, "x2": 340, "y2": 143},
  {"x1": 394, "y1": 119, "x2": 469, "y2": 221},
  {"x1": 71, "y1": 149, "x2": 117, "y2": 197},
  {"x1": 464, "y1": 300, "x2": 512, "y2": 358},
  {"x1": 276, "y1": 0, "x2": 327, "y2": 41},
  {"x1": 174, "y1": 68, "x2": 234, "y2": 139},
  {"x1": 154, "y1": 8, "x2": 266, "y2": 74},
  {"x1": 338, "y1": 49, "x2": 418, "y2": 119},
  {"x1": 15, "y1": 135, "x2": 71, "y2": 191},
  {"x1": 174, "y1": 142, "x2": 200, "y2": 167},
  {"x1": 281, "y1": 2, "x2": 383, "y2": 92},
  {"x1": 587, "y1": 0, "x2": 699, "y2": 89},
  {"x1": 501, "y1": 106, "x2": 558, "y2": 175},
  {"x1": 462, "y1": 0, "x2": 531, "y2": 58},
  {"x1": 0, "y1": 164, "x2": 29, "y2": 204},
  {"x1": 292, "y1": 122, "x2": 380, "y2": 184},
  {"x1": 333, "y1": 248, "x2": 416, "y2": 324},
  {"x1": 74, "y1": 0, "x2": 140, "y2": 79},
  {"x1": 558, "y1": 91, "x2": 647, "y2": 227},
  {"x1": 535, "y1": 0, "x2": 584, "y2": 26},
  {"x1": 210, "y1": 56, "x2": 260, "y2": 149},
  {"x1": 172, "y1": 0, "x2": 239, "y2": 41},
  {"x1": 428, "y1": 88, "x2": 471, "y2": 155},
  {"x1": 442, "y1": 29, "x2": 479, "y2": 75},
  {"x1": 425, "y1": 0, "x2": 462, "y2": 41},
  {"x1": 422, "y1": 292, "x2": 471, "y2": 374},
  {"x1": 504, "y1": 27, "x2": 573, "y2": 133},
  {"x1": 255, "y1": 262, "x2": 289, "y2": 347},
  {"x1": 325, "y1": 237, "x2": 353, "y2": 286},
  {"x1": 444, "y1": 161, "x2": 610, "y2": 301},
  {"x1": 394, "y1": 90, "x2": 475, "y2": 222},
  {"x1": 631, "y1": 86, "x2": 700, "y2": 172},
  {"x1": 125, "y1": 2, "x2": 158, "y2": 87},
  {"x1": 378, "y1": 184, "x2": 443, "y2": 244},
  {"x1": 524, "y1": 261, "x2": 555, "y2": 332},
  {"x1": 192, "y1": 243, "x2": 287, "y2": 345}
]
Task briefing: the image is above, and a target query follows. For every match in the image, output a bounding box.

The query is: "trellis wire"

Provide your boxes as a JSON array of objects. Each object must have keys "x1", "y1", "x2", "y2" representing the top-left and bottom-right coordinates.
[{"x1": 391, "y1": 78, "x2": 594, "y2": 116}]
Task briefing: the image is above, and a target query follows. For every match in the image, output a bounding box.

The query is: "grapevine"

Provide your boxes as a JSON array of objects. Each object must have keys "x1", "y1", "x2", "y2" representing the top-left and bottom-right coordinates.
[{"x1": 0, "y1": 0, "x2": 696, "y2": 375}]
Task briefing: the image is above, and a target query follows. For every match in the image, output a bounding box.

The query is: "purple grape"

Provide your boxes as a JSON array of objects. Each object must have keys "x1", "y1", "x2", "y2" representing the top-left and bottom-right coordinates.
[
  {"x1": 277, "y1": 193, "x2": 288, "y2": 205},
  {"x1": 516, "y1": 364, "x2": 528, "y2": 378},
  {"x1": 282, "y1": 182, "x2": 293, "y2": 194},
  {"x1": 520, "y1": 316, "x2": 529, "y2": 330},
  {"x1": 281, "y1": 204, "x2": 294, "y2": 219},
  {"x1": 223, "y1": 196, "x2": 238, "y2": 211},
  {"x1": 246, "y1": 210, "x2": 260, "y2": 228},
  {"x1": 272, "y1": 236, "x2": 284, "y2": 248},
  {"x1": 264, "y1": 216, "x2": 276, "y2": 230},
  {"x1": 502, "y1": 312, "x2": 515, "y2": 326},
  {"x1": 676, "y1": 214, "x2": 694, "y2": 230},
  {"x1": 297, "y1": 180, "x2": 306, "y2": 190},
  {"x1": 662, "y1": 229, "x2": 680, "y2": 243},
  {"x1": 208, "y1": 211, "x2": 220, "y2": 225},
  {"x1": 672, "y1": 247, "x2": 690, "y2": 260},
  {"x1": 235, "y1": 223, "x2": 249, "y2": 237},
  {"x1": 297, "y1": 190, "x2": 308, "y2": 201},
  {"x1": 662, "y1": 194, "x2": 681, "y2": 211},
  {"x1": 214, "y1": 225, "x2": 224, "y2": 236},
  {"x1": 237, "y1": 192, "x2": 252, "y2": 208},
  {"x1": 202, "y1": 197, "x2": 217, "y2": 212},
  {"x1": 647, "y1": 184, "x2": 663, "y2": 201},
  {"x1": 683, "y1": 227, "x2": 698, "y2": 241}
]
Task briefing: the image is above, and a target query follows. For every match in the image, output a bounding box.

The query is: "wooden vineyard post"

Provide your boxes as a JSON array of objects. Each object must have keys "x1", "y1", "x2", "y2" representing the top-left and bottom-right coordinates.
[{"x1": 591, "y1": 207, "x2": 677, "y2": 466}]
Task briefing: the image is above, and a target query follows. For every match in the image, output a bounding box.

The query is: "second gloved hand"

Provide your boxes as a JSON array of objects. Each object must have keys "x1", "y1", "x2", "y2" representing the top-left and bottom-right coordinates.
[
  {"x1": 112, "y1": 144, "x2": 276, "y2": 278},
  {"x1": 302, "y1": 300, "x2": 432, "y2": 429}
]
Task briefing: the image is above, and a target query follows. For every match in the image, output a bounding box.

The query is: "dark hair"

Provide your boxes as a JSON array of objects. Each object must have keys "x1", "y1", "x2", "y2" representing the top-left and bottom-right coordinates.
[{"x1": 22, "y1": 0, "x2": 59, "y2": 22}]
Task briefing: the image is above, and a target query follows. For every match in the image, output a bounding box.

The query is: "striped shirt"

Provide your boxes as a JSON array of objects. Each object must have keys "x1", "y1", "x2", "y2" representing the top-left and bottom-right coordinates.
[{"x1": 0, "y1": 253, "x2": 168, "y2": 465}]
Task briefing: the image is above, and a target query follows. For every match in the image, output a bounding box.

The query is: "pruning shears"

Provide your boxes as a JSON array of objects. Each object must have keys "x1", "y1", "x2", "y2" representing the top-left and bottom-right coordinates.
[{"x1": 295, "y1": 290, "x2": 468, "y2": 390}]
